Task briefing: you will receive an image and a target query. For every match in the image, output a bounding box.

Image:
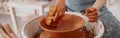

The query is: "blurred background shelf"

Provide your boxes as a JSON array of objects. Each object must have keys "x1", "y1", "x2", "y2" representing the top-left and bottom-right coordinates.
[{"x1": 0, "y1": 0, "x2": 51, "y2": 38}]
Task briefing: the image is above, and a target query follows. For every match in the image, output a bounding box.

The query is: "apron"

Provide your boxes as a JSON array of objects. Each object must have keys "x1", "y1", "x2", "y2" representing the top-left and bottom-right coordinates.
[{"x1": 66, "y1": 0, "x2": 95, "y2": 12}]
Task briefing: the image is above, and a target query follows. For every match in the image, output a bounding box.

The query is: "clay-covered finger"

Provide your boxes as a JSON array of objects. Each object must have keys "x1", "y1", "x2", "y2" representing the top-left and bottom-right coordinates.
[
  {"x1": 52, "y1": 7, "x2": 57, "y2": 16},
  {"x1": 89, "y1": 19, "x2": 98, "y2": 22},
  {"x1": 87, "y1": 14, "x2": 98, "y2": 18},
  {"x1": 60, "y1": 10, "x2": 65, "y2": 16},
  {"x1": 53, "y1": 10, "x2": 59, "y2": 22},
  {"x1": 62, "y1": 8, "x2": 66, "y2": 14},
  {"x1": 86, "y1": 7, "x2": 94, "y2": 13},
  {"x1": 87, "y1": 15, "x2": 98, "y2": 19},
  {"x1": 87, "y1": 11, "x2": 98, "y2": 16},
  {"x1": 86, "y1": 7, "x2": 97, "y2": 14}
]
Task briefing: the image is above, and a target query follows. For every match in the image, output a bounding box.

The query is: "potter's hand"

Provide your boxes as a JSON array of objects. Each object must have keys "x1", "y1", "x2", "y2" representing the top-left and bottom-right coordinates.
[
  {"x1": 53, "y1": 0, "x2": 66, "y2": 22},
  {"x1": 45, "y1": 0, "x2": 65, "y2": 26},
  {"x1": 45, "y1": 5, "x2": 65, "y2": 26},
  {"x1": 85, "y1": 7, "x2": 98, "y2": 22}
]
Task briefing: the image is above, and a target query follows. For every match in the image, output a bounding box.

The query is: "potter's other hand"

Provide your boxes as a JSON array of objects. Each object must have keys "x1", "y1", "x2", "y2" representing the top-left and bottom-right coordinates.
[
  {"x1": 53, "y1": 0, "x2": 66, "y2": 22},
  {"x1": 85, "y1": 7, "x2": 98, "y2": 22}
]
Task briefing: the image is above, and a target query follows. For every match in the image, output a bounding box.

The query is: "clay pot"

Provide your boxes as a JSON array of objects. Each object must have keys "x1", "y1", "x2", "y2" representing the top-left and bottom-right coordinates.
[{"x1": 40, "y1": 14, "x2": 87, "y2": 38}]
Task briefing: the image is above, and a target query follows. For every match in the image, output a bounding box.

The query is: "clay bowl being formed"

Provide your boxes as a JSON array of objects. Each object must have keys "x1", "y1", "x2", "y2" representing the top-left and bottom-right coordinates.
[{"x1": 40, "y1": 13, "x2": 86, "y2": 38}]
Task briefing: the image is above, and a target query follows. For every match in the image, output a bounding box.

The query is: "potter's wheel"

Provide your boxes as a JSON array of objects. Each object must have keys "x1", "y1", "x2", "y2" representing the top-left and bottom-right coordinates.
[{"x1": 21, "y1": 12, "x2": 104, "y2": 38}]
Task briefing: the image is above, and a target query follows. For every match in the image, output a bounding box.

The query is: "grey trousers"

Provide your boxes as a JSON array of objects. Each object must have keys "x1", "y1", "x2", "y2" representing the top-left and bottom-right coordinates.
[
  {"x1": 67, "y1": 7, "x2": 120, "y2": 38},
  {"x1": 99, "y1": 7, "x2": 120, "y2": 38}
]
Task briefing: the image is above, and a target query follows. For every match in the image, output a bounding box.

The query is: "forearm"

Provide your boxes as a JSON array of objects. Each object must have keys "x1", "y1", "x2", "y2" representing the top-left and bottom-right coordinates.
[{"x1": 92, "y1": 0, "x2": 106, "y2": 10}]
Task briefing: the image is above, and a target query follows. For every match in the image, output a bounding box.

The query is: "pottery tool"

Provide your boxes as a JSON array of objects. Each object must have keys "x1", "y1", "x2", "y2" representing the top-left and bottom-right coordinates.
[{"x1": 0, "y1": 23, "x2": 16, "y2": 38}]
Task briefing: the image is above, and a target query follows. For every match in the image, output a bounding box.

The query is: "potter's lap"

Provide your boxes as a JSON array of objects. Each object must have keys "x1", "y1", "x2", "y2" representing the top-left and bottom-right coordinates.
[{"x1": 98, "y1": 7, "x2": 120, "y2": 38}]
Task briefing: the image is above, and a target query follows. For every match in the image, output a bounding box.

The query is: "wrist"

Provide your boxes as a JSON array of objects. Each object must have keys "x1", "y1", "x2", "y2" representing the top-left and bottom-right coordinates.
[
  {"x1": 56, "y1": 0, "x2": 65, "y2": 4},
  {"x1": 91, "y1": 5, "x2": 100, "y2": 10}
]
